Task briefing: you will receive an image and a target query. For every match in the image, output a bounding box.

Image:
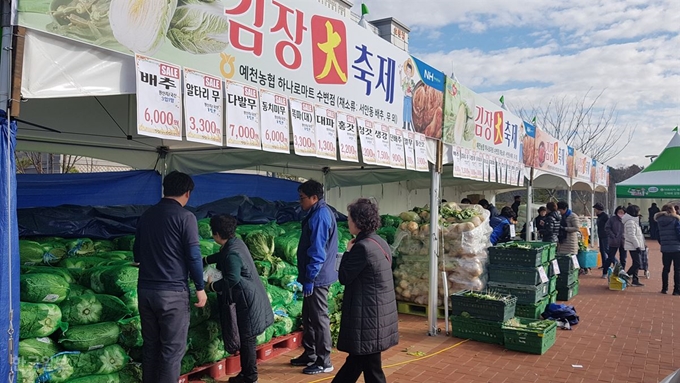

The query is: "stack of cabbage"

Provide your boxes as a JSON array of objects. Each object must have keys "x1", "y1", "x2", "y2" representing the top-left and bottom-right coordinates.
[{"x1": 392, "y1": 203, "x2": 492, "y2": 307}]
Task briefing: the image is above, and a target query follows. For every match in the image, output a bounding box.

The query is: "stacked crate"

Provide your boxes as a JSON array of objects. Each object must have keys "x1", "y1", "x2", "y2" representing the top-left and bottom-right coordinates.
[
  {"x1": 449, "y1": 290, "x2": 517, "y2": 345},
  {"x1": 555, "y1": 254, "x2": 580, "y2": 301},
  {"x1": 486, "y1": 242, "x2": 557, "y2": 319}
]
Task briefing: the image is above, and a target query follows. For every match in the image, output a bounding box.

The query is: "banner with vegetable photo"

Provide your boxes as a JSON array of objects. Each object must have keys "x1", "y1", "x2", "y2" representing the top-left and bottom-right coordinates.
[
  {"x1": 405, "y1": 56, "x2": 445, "y2": 139},
  {"x1": 534, "y1": 128, "x2": 568, "y2": 177},
  {"x1": 16, "y1": 0, "x2": 413, "y2": 139},
  {"x1": 442, "y1": 76, "x2": 475, "y2": 147},
  {"x1": 572, "y1": 149, "x2": 592, "y2": 183},
  {"x1": 521, "y1": 120, "x2": 536, "y2": 167}
]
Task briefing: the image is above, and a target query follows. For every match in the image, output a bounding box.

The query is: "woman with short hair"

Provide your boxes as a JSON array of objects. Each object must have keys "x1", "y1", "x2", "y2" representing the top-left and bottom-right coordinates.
[{"x1": 623, "y1": 205, "x2": 646, "y2": 287}]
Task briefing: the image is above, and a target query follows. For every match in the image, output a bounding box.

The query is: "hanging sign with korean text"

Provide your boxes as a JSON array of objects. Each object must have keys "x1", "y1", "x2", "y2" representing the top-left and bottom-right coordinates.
[
  {"x1": 136, "y1": 55, "x2": 182, "y2": 141},
  {"x1": 183, "y1": 68, "x2": 223, "y2": 146},
  {"x1": 389, "y1": 127, "x2": 406, "y2": 169},
  {"x1": 374, "y1": 123, "x2": 392, "y2": 167},
  {"x1": 414, "y1": 133, "x2": 429, "y2": 172},
  {"x1": 290, "y1": 98, "x2": 316, "y2": 156},
  {"x1": 337, "y1": 112, "x2": 359, "y2": 162},
  {"x1": 315, "y1": 104, "x2": 338, "y2": 160},
  {"x1": 260, "y1": 90, "x2": 290, "y2": 153},
  {"x1": 357, "y1": 118, "x2": 377, "y2": 165},
  {"x1": 404, "y1": 132, "x2": 416, "y2": 170},
  {"x1": 225, "y1": 80, "x2": 261, "y2": 149}
]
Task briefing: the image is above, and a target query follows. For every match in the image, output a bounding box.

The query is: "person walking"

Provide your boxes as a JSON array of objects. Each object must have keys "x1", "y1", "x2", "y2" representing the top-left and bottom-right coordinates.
[
  {"x1": 557, "y1": 201, "x2": 580, "y2": 255},
  {"x1": 205, "y1": 215, "x2": 274, "y2": 383},
  {"x1": 331, "y1": 198, "x2": 399, "y2": 383},
  {"x1": 489, "y1": 206, "x2": 516, "y2": 245},
  {"x1": 541, "y1": 202, "x2": 561, "y2": 243},
  {"x1": 655, "y1": 204, "x2": 680, "y2": 295},
  {"x1": 594, "y1": 203, "x2": 609, "y2": 269},
  {"x1": 603, "y1": 206, "x2": 626, "y2": 276},
  {"x1": 649, "y1": 203, "x2": 661, "y2": 240},
  {"x1": 623, "y1": 205, "x2": 646, "y2": 287},
  {"x1": 291, "y1": 180, "x2": 339, "y2": 375},
  {"x1": 511, "y1": 195, "x2": 522, "y2": 216},
  {"x1": 133, "y1": 171, "x2": 207, "y2": 383}
]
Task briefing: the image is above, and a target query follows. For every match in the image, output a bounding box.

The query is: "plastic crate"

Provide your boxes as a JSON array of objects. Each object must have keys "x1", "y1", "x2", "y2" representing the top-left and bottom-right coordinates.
[
  {"x1": 514, "y1": 295, "x2": 550, "y2": 319},
  {"x1": 556, "y1": 268, "x2": 579, "y2": 288},
  {"x1": 577, "y1": 250, "x2": 599, "y2": 268},
  {"x1": 549, "y1": 292, "x2": 557, "y2": 303},
  {"x1": 488, "y1": 242, "x2": 550, "y2": 267},
  {"x1": 556, "y1": 281, "x2": 579, "y2": 301},
  {"x1": 547, "y1": 243, "x2": 557, "y2": 261},
  {"x1": 609, "y1": 276, "x2": 627, "y2": 291},
  {"x1": 488, "y1": 264, "x2": 547, "y2": 285},
  {"x1": 487, "y1": 281, "x2": 550, "y2": 305},
  {"x1": 450, "y1": 315, "x2": 505, "y2": 345},
  {"x1": 549, "y1": 276, "x2": 557, "y2": 294},
  {"x1": 449, "y1": 290, "x2": 517, "y2": 322},
  {"x1": 502, "y1": 317, "x2": 558, "y2": 355},
  {"x1": 556, "y1": 255, "x2": 578, "y2": 272}
]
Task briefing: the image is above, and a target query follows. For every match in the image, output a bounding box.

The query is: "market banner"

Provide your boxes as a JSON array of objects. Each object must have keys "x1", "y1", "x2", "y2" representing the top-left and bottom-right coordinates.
[
  {"x1": 314, "y1": 104, "x2": 337, "y2": 160},
  {"x1": 534, "y1": 128, "x2": 568, "y2": 177},
  {"x1": 225, "y1": 80, "x2": 261, "y2": 150},
  {"x1": 406, "y1": 57, "x2": 445, "y2": 139},
  {"x1": 290, "y1": 98, "x2": 316, "y2": 157},
  {"x1": 404, "y1": 132, "x2": 416, "y2": 170},
  {"x1": 357, "y1": 118, "x2": 377, "y2": 165},
  {"x1": 521, "y1": 121, "x2": 536, "y2": 167},
  {"x1": 17, "y1": 0, "x2": 420, "y2": 142},
  {"x1": 374, "y1": 123, "x2": 392, "y2": 167},
  {"x1": 336, "y1": 112, "x2": 359, "y2": 162},
  {"x1": 616, "y1": 185, "x2": 680, "y2": 199},
  {"x1": 414, "y1": 133, "x2": 429, "y2": 172},
  {"x1": 183, "y1": 68, "x2": 224, "y2": 146},
  {"x1": 260, "y1": 90, "x2": 290, "y2": 154},
  {"x1": 571, "y1": 149, "x2": 592, "y2": 182},
  {"x1": 135, "y1": 55, "x2": 182, "y2": 141},
  {"x1": 389, "y1": 127, "x2": 406, "y2": 169}
]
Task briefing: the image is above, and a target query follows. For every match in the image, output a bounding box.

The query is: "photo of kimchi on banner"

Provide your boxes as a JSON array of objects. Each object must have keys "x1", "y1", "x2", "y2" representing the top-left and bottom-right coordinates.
[{"x1": 405, "y1": 57, "x2": 445, "y2": 139}]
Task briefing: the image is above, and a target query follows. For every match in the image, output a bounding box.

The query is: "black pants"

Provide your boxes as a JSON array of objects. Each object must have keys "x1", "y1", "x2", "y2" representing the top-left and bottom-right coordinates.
[
  {"x1": 301, "y1": 285, "x2": 332, "y2": 367},
  {"x1": 662, "y1": 252, "x2": 680, "y2": 293},
  {"x1": 599, "y1": 238, "x2": 609, "y2": 266},
  {"x1": 331, "y1": 353, "x2": 386, "y2": 383},
  {"x1": 609, "y1": 246, "x2": 627, "y2": 269},
  {"x1": 239, "y1": 336, "x2": 258, "y2": 382},
  {"x1": 138, "y1": 288, "x2": 190, "y2": 383},
  {"x1": 627, "y1": 250, "x2": 643, "y2": 284}
]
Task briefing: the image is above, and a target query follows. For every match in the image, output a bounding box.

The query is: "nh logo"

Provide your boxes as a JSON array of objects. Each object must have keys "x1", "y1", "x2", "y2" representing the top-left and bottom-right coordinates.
[{"x1": 424, "y1": 70, "x2": 435, "y2": 81}]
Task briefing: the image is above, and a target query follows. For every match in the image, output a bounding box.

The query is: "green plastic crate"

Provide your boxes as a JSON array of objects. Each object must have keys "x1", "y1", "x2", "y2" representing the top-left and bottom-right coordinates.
[
  {"x1": 450, "y1": 315, "x2": 505, "y2": 345},
  {"x1": 556, "y1": 269, "x2": 579, "y2": 288},
  {"x1": 549, "y1": 291, "x2": 557, "y2": 303},
  {"x1": 514, "y1": 296, "x2": 549, "y2": 319},
  {"x1": 502, "y1": 318, "x2": 558, "y2": 355},
  {"x1": 488, "y1": 242, "x2": 550, "y2": 267},
  {"x1": 549, "y1": 276, "x2": 557, "y2": 294},
  {"x1": 449, "y1": 290, "x2": 517, "y2": 322},
  {"x1": 556, "y1": 255, "x2": 578, "y2": 272},
  {"x1": 556, "y1": 281, "x2": 579, "y2": 301},
  {"x1": 488, "y1": 264, "x2": 548, "y2": 285},
  {"x1": 547, "y1": 243, "x2": 557, "y2": 261},
  {"x1": 487, "y1": 281, "x2": 550, "y2": 305}
]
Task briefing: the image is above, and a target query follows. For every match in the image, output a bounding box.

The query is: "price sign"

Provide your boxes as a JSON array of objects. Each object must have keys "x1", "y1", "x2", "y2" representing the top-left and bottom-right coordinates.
[
  {"x1": 537, "y1": 266, "x2": 549, "y2": 283},
  {"x1": 483, "y1": 154, "x2": 491, "y2": 182},
  {"x1": 551, "y1": 259, "x2": 561, "y2": 275},
  {"x1": 374, "y1": 124, "x2": 391, "y2": 167},
  {"x1": 476, "y1": 152, "x2": 485, "y2": 181},
  {"x1": 571, "y1": 254, "x2": 580, "y2": 269},
  {"x1": 315, "y1": 105, "x2": 338, "y2": 160},
  {"x1": 462, "y1": 149, "x2": 472, "y2": 180},
  {"x1": 337, "y1": 112, "x2": 359, "y2": 162},
  {"x1": 500, "y1": 159, "x2": 508, "y2": 184},
  {"x1": 225, "y1": 80, "x2": 261, "y2": 150},
  {"x1": 404, "y1": 132, "x2": 416, "y2": 170},
  {"x1": 490, "y1": 156, "x2": 498, "y2": 183},
  {"x1": 289, "y1": 98, "x2": 316, "y2": 156},
  {"x1": 183, "y1": 68, "x2": 223, "y2": 146},
  {"x1": 260, "y1": 90, "x2": 289, "y2": 154},
  {"x1": 389, "y1": 127, "x2": 406, "y2": 169},
  {"x1": 135, "y1": 55, "x2": 182, "y2": 140},
  {"x1": 357, "y1": 118, "x2": 377, "y2": 165},
  {"x1": 414, "y1": 133, "x2": 429, "y2": 172}
]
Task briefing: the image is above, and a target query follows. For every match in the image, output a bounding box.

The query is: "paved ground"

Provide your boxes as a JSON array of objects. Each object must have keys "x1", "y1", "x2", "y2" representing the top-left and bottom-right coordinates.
[{"x1": 222, "y1": 239, "x2": 680, "y2": 383}]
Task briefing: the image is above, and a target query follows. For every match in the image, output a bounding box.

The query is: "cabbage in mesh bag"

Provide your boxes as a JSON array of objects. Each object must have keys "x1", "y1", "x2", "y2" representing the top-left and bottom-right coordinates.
[
  {"x1": 19, "y1": 302, "x2": 65, "y2": 339},
  {"x1": 92, "y1": 240, "x2": 116, "y2": 253},
  {"x1": 118, "y1": 316, "x2": 142, "y2": 348},
  {"x1": 197, "y1": 218, "x2": 212, "y2": 239},
  {"x1": 113, "y1": 235, "x2": 135, "y2": 251},
  {"x1": 59, "y1": 257, "x2": 108, "y2": 271},
  {"x1": 274, "y1": 232, "x2": 299, "y2": 265},
  {"x1": 65, "y1": 344, "x2": 128, "y2": 379},
  {"x1": 41, "y1": 242, "x2": 68, "y2": 265},
  {"x1": 120, "y1": 289, "x2": 139, "y2": 316},
  {"x1": 22, "y1": 266, "x2": 74, "y2": 284},
  {"x1": 269, "y1": 258, "x2": 298, "y2": 281},
  {"x1": 181, "y1": 352, "x2": 196, "y2": 375},
  {"x1": 60, "y1": 293, "x2": 130, "y2": 325},
  {"x1": 65, "y1": 238, "x2": 96, "y2": 257},
  {"x1": 19, "y1": 240, "x2": 47, "y2": 265},
  {"x1": 17, "y1": 358, "x2": 39, "y2": 383},
  {"x1": 67, "y1": 284, "x2": 95, "y2": 299},
  {"x1": 90, "y1": 266, "x2": 139, "y2": 296},
  {"x1": 59, "y1": 322, "x2": 121, "y2": 351},
  {"x1": 244, "y1": 231, "x2": 275, "y2": 262},
  {"x1": 19, "y1": 337, "x2": 60, "y2": 363},
  {"x1": 187, "y1": 319, "x2": 221, "y2": 351},
  {"x1": 266, "y1": 285, "x2": 294, "y2": 306},
  {"x1": 20, "y1": 273, "x2": 70, "y2": 304},
  {"x1": 62, "y1": 373, "x2": 120, "y2": 383},
  {"x1": 191, "y1": 337, "x2": 225, "y2": 366}
]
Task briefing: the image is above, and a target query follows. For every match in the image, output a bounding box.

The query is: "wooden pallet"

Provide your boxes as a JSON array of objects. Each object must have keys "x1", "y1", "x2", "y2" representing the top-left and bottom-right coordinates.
[{"x1": 397, "y1": 301, "x2": 446, "y2": 319}]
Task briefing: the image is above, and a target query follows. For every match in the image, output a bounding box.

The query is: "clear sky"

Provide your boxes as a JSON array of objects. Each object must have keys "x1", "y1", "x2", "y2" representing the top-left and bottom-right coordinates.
[{"x1": 353, "y1": 0, "x2": 680, "y2": 167}]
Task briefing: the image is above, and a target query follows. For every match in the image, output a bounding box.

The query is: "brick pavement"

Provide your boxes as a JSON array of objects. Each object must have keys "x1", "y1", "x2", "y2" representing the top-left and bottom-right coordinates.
[{"x1": 222, "y1": 240, "x2": 680, "y2": 383}]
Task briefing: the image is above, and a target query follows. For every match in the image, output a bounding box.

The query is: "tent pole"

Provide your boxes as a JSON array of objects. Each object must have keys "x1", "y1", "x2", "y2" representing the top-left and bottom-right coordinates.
[
  {"x1": 591, "y1": 189, "x2": 596, "y2": 245},
  {"x1": 427, "y1": 140, "x2": 442, "y2": 336},
  {"x1": 525, "y1": 167, "x2": 534, "y2": 241},
  {"x1": 567, "y1": 182, "x2": 572, "y2": 209}
]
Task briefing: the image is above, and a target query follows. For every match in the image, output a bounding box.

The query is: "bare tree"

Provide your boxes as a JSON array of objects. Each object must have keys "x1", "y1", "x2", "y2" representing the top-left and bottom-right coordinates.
[
  {"x1": 14, "y1": 152, "x2": 46, "y2": 174},
  {"x1": 61, "y1": 154, "x2": 82, "y2": 173},
  {"x1": 513, "y1": 89, "x2": 636, "y2": 163}
]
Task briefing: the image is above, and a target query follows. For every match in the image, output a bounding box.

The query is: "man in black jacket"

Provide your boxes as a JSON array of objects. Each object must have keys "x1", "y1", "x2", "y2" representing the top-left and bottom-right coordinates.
[
  {"x1": 134, "y1": 171, "x2": 207, "y2": 383},
  {"x1": 511, "y1": 195, "x2": 521, "y2": 216},
  {"x1": 594, "y1": 203, "x2": 609, "y2": 269},
  {"x1": 479, "y1": 199, "x2": 500, "y2": 217},
  {"x1": 649, "y1": 203, "x2": 661, "y2": 240},
  {"x1": 541, "y1": 202, "x2": 561, "y2": 243}
]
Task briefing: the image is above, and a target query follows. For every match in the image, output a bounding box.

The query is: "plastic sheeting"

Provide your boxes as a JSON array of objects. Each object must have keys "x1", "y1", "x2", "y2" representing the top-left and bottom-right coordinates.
[
  {"x1": 189, "y1": 173, "x2": 300, "y2": 205},
  {"x1": 1, "y1": 111, "x2": 20, "y2": 380}
]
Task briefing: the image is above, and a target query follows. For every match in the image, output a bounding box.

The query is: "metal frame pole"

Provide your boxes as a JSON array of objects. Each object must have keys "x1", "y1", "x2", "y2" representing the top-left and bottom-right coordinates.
[
  {"x1": 525, "y1": 167, "x2": 534, "y2": 241},
  {"x1": 427, "y1": 140, "x2": 442, "y2": 336}
]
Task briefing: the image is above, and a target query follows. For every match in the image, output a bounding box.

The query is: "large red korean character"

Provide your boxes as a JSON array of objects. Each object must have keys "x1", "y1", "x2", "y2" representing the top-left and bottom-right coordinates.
[
  {"x1": 493, "y1": 110, "x2": 504, "y2": 145},
  {"x1": 311, "y1": 15, "x2": 348, "y2": 84},
  {"x1": 225, "y1": 0, "x2": 265, "y2": 56},
  {"x1": 271, "y1": 1, "x2": 307, "y2": 70}
]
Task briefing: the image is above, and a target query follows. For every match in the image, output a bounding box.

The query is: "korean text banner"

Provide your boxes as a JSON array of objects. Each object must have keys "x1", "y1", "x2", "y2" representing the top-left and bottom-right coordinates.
[
  {"x1": 570, "y1": 149, "x2": 591, "y2": 182},
  {"x1": 17, "y1": 0, "x2": 413, "y2": 133},
  {"x1": 405, "y1": 57, "x2": 444, "y2": 139},
  {"x1": 442, "y1": 77, "x2": 522, "y2": 165},
  {"x1": 533, "y1": 128, "x2": 568, "y2": 177}
]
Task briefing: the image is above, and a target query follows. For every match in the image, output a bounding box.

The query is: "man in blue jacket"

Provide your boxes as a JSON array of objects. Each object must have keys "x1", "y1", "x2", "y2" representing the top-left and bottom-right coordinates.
[{"x1": 291, "y1": 180, "x2": 338, "y2": 375}]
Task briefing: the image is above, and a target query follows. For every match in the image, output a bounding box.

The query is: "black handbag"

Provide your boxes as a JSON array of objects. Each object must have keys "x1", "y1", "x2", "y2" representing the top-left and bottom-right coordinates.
[{"x1": 223, "y1": 287, "x2": 241, "y2": 354}]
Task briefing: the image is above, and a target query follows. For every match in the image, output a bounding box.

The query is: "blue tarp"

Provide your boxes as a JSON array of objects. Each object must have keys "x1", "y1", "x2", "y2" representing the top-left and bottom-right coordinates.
[
  {"x1": 1, "y1": 111, "x2": 19, "y2": 380},
  {"x1": 16, "y1": 171, "x2": 301, "y2": 208}
]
